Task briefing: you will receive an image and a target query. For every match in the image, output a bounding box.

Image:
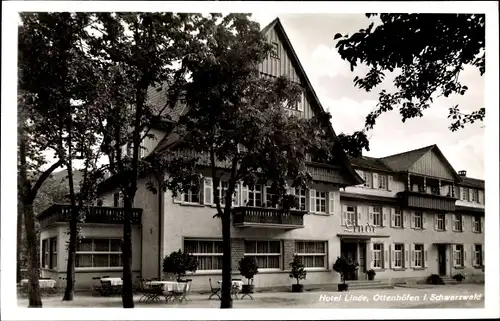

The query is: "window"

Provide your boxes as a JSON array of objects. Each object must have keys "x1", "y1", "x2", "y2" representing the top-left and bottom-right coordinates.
[
  {"x1": 75, "y1": 238, "x2": 122, "y2": 268},
  {"x1": 373, "y1": 243, "x2": 383, "y2": 268},
  {"x1": 270, "y1": 42, "x2": 279, "y2": 58},
  {"x1": 394, "y1": 209, "x2": 402, "y2": 228},
  {"x1": 183, "y1": 186, "x2": 200, "y2": 204},
  {"x1": 453, "y1": 244, "x2": 464, "y2": 267},
  {"x1": 41, "y1": 237, "x2": 57, "y2": 269},
  {"x1": 315, "y1": 191, "x2": 326, "y2": 213},
  {"x1": 265, "y1": 185, "x2": 278, "y2": 208},
  {"x1": 113, "y1": 192, "x2": 124, "y2": 207},
  {"x1": 431, "y1": 186, "x2": 440, "y2": 195},
  {"x1": 295, "y1": 241, "x2": 327, "y2": 268},
  {"x1": 462, "y1": 187, "x2": 470, "y2": 201},
  {"x1": 436, "y1": 214, "x2": 445, "y2": 231},
  {"x1": 471, "y1": 189, "x2": 478, "y2": 203},
  {"x1": 474, "y1": 244, "x2": 483, "y2": 266},
  {"x1": 414, "y1": 212, "x2": 423, "y2": 229},
  {"x1": 346, "y1": 206, "x2": 357, "y2": 226},
  {"x1": 378, "y1": 174, "x2": 388, "y2": 190},
  {"x1": 472, "y1": 216, "x2": 481, "y2": 232},
  {"x1": 184, "y1": 239, "x2": 223, "y2": 270},
  {"x1": 244, "y1": 240, "x2": 281, "y2": 269},
  {"x1": 246, "y1": 185, "x2": 263, "y2": 207},
  {"x1": 394, "y1": 244, "x2": 404, "y2": 268},
  {"x1": 453, "y1": 214, "x2": 462, "y2": 231},
  {"x1": 363, "y1": 172, "x2": 373, "y2": 188},
  {"x1": 372, "y1": 206, "x2": 382, "y2": 226},
  {"x1": 218, "y1": 180, "x2": 238, "y2": 206},
  {"x1": 289, "y1": 187, "x2": 306, "y2": 211},
  {"x1": 414, "y1": 244, "x2": 423, "y2": 267}
]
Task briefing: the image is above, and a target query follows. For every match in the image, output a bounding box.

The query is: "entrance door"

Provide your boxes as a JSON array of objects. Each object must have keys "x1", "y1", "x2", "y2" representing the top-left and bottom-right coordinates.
[
  {"x1": 438, "y1": 245, "x2": 447, "y2": 276},
  {"x1": 341, "y1": 241, "x2": 358, "y2": 281}
]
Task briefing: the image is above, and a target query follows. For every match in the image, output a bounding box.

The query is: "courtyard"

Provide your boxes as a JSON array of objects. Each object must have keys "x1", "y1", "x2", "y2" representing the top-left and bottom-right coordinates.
[{"x1": 17, "y1": 284, "x2": 484, "y2": 309}]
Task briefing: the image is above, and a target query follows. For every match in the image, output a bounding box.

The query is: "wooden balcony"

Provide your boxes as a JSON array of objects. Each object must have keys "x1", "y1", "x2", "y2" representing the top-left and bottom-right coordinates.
[
  {"x1": 37, "y1": 204, "x2": 142, "y2": 229},
  {"x1": 398, "y1": 191, "x2": 456, "y2": 212},
  {"x1": 232, "y1": 206, "x2": 306, "y2": 229}
]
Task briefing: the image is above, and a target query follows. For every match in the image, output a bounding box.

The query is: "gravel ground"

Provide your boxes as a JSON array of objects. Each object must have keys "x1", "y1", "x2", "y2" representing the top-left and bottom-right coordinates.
[{"x1": 16, "y1": 284, "x2": 484, "y2": 309}]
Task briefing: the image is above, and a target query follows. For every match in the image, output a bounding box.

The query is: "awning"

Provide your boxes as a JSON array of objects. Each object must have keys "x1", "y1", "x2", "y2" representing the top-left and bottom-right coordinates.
[{"x1": 337, "y1": 233, "x2": 390, "y2": 240}]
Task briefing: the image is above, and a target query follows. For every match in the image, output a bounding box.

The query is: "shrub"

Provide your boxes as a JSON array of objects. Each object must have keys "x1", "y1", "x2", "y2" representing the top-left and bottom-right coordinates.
[
  {"x1": 162, "y1": 249, "x2": 198, "y2": 281},
  {"x1": 367, "y1": 269, "x2": 376, "y2": 279},
  {"x1": 453, "y1": 273, "x2": 465, "y2": 282},
  {"x1": 238, "y1": 256, "x2": 259, "y2": 285},
  {"x1": 427, "y1": 274, "x2": 445, "y2": 285},
  {"x1": 332, "y1": 256, "x2": 359, "y2": 284},
  {"x1": 289, "y1": 255, "x2": 307, "y2": 285}
]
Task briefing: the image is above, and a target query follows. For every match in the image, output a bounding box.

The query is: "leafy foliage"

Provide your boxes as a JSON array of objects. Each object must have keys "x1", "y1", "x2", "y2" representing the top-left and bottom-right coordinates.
[
  {"x1": 289, "y1": 255, "x2": 307, "y2": 284},
  {"x1": 337, "y1": 131, "x2": 370, "y2": 158},
  {"x1": 332, "y1": 256, "x2": 359, "y2": 284},
  {"x1": 238, "y1": 256, "x2": 259, "y2": 284},
  {"x1": 427, "y1": 273, "x2": 445, "y2": 285},
  {"x1": 162, "y1": 249, "x2": 199, "y2": 280},
  {"x1": 335, "y1": 13, "x2": 485, "y2": 139},
  {"x1": 452, "y1": 273, "x2": 465, "y2": 282}
]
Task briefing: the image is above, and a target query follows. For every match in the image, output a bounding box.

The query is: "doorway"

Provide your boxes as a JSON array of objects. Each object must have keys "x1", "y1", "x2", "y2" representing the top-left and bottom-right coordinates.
[
  {"x1": 340, "y1": 241, "x2": 358, "y2": 281},
  {"x1": 437, "y1": 244, "x2": 447, "y2": 276}
]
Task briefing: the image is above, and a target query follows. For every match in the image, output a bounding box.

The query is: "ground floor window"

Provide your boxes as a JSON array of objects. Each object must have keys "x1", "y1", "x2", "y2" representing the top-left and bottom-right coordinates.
[
  {"x1": 414, "y1": 244, "x2": 423, "y2": 267},
  {"x1": 373, "y1": 243, "x2": 383, "y2": 268},
  {"x1": 41, "y1": 237, "x2": 57, "y2": 269},
  {"x1": 394, "y1": 244, "x2": 403, "y2": 268},
  {"x1": 184, "y1": 239, "x2": 223, "y2": 270},
  {"x1": 295, "y1": 241, "x2": 327, "y2": 268},
  {"x1": 453, "y1": 244, "x2": 464, "y2": 267},
  {"x1": 75, "y1": 238, "x2": 122, "y2": 268},
  {"x1": 474, "y1": 244, "x2": 483, "y2": 266},
  {"x1": 244, "y1": 240, "x2": 281, "y2": 269}
]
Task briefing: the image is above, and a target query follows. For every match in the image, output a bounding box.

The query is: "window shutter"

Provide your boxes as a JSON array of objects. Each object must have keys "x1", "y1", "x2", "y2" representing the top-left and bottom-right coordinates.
[
  {"x1": 382, "y1": 207, "x2": 389, "y2": 227},
  {"x1": 403, "y1": 211, "x2": 407, "y2": 228},
  {"x1": 459, "y1": 187, "x2": 464, "y2": 200},
  {"x1": 410, "y1": 212, "x2": 415, "y2": 229},
  {"x1": 480, "y1": 216, "x2": 484, "y2": 233},
  {"x1": 424, "y1": 244, "x2": 428, "y2": 267},
  {"x1": 373, "y1": 173, "x2": 379, "y2": 189},
  {"x1": 390, "y1": 244, "x2": 395, "y2": 269},
  {"x1": 369, "y1": 206, "x2": 373, "y2": 222},
  {"x1": 410, "y1": 245, "x2": 415, "y2": 268},
  {"x1": 390, "y1": 208, "x2": 395, "y2": 227},
  {"x1": 357, "y1": 207, "x2": 361, "y2": 225},
  {"x1": 445, "y1": 214, "x2": 449, "y2": 231},
  {"x1": 404, "y1": 243, "x2": 410, "y2": 268},
  {"x1": 388, "y1": 175, "x2": 393, "y2": 191},
  {"x1": 203, "y1": 177, "x2": 213, "y2": 205},
  {"x1": 309, "y1": 189, "x2": 316, "y2": 213},
  {"x1": 434, "y1": 214, "x2": 438, "y2": 230},
  {"x1": 370, "y1": 243, "x2": 374, "y2": 269},
  {"x1": 233, "y1": 184, "x2": 240, "y2": 206},
  {"x1": 452, "y1": 247, "x2": 457, "y2": 266},
  {"x1": 481, "y1": 245, "x2": 484, "y2": 266},
  {"x1": 297, "y1": 92, "x2": 304, "y2": 111},
  {"x1": 461, "y1": 215, "x2": 465, "y2": 232},
  {"x1": 341, "y1": 204, "x2": 347, "y2": 226},
  {"x1": 383, "y1": 242, "x2": 388, "y2": 268},
  {"x1": 355, "y1": 170, "x2": 364, "y2": 186},
  {"x1": 240, "y1": 183, "x2": 249, "y2": 206},
  {"x1": 469, "y1": 189, "x2": 473, "y2": 202},
  {"x1": 328, "y1": 191, "x2": 335, "y2": 215}
]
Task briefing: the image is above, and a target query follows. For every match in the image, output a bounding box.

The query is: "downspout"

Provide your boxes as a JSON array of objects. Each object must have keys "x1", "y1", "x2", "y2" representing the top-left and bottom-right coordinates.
[{"x1": 157, "y1": 176, "x2": 164, "y2": 280}]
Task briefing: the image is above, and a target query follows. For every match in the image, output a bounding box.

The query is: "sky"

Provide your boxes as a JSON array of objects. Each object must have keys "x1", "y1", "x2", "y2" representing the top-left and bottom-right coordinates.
[{"x1": 250, "y1": 13, "x2": 485, "y2": 179}]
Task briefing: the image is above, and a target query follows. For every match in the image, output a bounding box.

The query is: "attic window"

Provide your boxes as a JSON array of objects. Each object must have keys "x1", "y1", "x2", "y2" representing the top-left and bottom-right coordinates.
[{"x1": 270, "y1": 42, "x2": 280, "y2": 59}]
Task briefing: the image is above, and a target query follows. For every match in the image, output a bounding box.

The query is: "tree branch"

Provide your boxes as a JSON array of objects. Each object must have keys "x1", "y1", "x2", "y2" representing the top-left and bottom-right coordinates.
[{"x1": 28, "y1": 159, "x2": 63, "y2": 202}]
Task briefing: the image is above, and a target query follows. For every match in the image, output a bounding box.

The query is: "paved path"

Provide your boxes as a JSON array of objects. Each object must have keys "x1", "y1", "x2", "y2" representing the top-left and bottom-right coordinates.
[{"x1": 17, "y1": 284, "x2": 484, "y2": 309}]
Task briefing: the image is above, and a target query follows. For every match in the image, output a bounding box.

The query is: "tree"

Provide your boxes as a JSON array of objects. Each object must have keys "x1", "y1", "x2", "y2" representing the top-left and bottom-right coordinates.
[
  {"x1": 332, "y1": 255, "x2": 359, "y2": 285},
  {"x1": 334, "y1": 13, "x2": 485, "y2": 154},
  {"x1": 162, "y1": 249, "x2": 199, "y2": 281},
  {"x1": 88, "y1": 12, "x2": 193, "y2": 308},
  {"x1": 289, "y1": 255, "x2": 307, "y2": 285},
  {"x1": 153, "y1": 14, "x2": 336, "y2": 308}
]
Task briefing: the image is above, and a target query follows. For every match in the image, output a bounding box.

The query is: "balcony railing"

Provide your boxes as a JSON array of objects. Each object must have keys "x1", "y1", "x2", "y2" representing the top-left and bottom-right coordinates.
[
  {"x1": 232, "y1": 206, "x2": 306, "y2": 229},
  {"x1": 398, "y1": 191, "x2": 456, "y2": 212},
  {"x1": 37, "y1": 204, "x2": 142, "y2": 229}
]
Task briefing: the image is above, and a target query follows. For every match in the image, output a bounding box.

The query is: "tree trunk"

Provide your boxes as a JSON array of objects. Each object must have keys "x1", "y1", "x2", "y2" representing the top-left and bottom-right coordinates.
[
  {"x1": 220, "y1": 208, "x2": 232, "y2": 309},
  {"x1": 122, "y1": 196, "x2": 134, "y2": 308},
  {"x1": 63, "y1": 213, "x2": 77, "y2": 300},
  {"x1": 23, "y1": 202, "x2": 43, "y2": 307},
  {"x1": 17, "y1": 204, "x2": 23, "y2": 283}
]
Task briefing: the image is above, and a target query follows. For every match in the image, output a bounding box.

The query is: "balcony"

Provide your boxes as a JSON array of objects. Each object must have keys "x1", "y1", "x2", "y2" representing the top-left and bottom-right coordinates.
[
  {"x1": 37, "y1": 204, "x2": 142, "y2": 229},
  {"x1": 232, "y1": 206, "x2": 306, "y2": 229},
  {"x1": 397, "y1": 191, "x2": 456, "y2": 212}
]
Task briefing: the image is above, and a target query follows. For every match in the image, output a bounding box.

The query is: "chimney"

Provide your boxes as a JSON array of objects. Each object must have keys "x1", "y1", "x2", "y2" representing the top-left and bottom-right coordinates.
[{"x1": 458, "y1": 170, "x2": 467, "y2": 177}]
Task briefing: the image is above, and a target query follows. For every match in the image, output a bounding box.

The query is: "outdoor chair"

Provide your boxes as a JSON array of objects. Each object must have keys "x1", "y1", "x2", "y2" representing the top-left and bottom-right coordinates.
[
  {"x1": 138, "y1": 279, "x2": 162, "y2": 304},
  {"x1": 171, "y1": 279, "x2": 192, "y2": 303},
  {"x1": 240, "y1": 278, "x2": 253, "y2": 300},
  {"x1": 208, "y1": 278, "x2": 221, "y2": 300},
  {"x1": 100, "y1": 280, "x2": 113, "y2": 296},
  {"x1": 231, "y1": 279, "x2": 242, "y2": 300},
  {"x1": 91, "y1": 277, "x2": 102, "y2": 296}
]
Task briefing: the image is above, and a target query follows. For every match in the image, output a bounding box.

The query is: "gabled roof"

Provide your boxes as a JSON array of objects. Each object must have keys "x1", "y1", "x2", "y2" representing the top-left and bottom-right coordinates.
[
  {"x1": 348, "y1": 155, "x2": 393, "y2": 173},
  {"x1": 261, "y1": 18, "x2": 363, "y2": 185},
  {"x1": 460, "y1": 177, "x2": 484, "y2": 189}
]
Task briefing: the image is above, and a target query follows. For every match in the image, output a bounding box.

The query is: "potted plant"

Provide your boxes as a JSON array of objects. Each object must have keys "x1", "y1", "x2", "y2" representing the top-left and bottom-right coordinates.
[
  {"x1": 453, "y1": 273, "x2": 465, "y2": 283},
  {"x1": 289, "y1": 255, "x2": 307, "y2": 292},
  {"x1": 332, "y1": 256, "x2": 359, "y2": 291},
  {"x1": 162, "y1": 249, "x2": 198, "y2": 281},
  {"x1": 367, "y1": 269, "x2": 376, "y2": 281},
  {"x1": 426, "y1": 274, "x2": 445, "y2": 285},
  {"x1": 238, "y1": 256, "x2": 259, "y2": 294}
]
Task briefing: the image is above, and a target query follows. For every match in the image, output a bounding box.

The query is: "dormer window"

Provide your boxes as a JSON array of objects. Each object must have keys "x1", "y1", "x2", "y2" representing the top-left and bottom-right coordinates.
[{"x1": 270, "y1": 42, "x2": 280, "y2": 59}]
